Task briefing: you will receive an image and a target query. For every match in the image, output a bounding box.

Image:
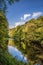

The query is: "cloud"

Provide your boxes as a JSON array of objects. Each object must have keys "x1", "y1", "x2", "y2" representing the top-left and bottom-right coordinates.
[
  {"x1": 24, "y1": 14, "x2": 31, "y2": 20},
  {"x1": 21, "y1": 14, "x2": 31, "y2": 20},
  {"x1": 9, "y1": 21, "x2": 25, "y2": 28},
  {"x1": 9, "y1": 25, "x2": 15, "y2": 29},
  {"x1": 14, "y1": 21, "x2": 25, "y2": 27},
  {"x1": 9, "y1": 12, "x2": 42, "y2": 29},
  {"x1": 32, "y1": 12, "x2": 42, "y2": 18}
]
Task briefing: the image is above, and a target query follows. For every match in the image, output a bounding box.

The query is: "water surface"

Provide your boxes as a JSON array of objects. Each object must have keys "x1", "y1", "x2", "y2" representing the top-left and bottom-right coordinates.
[{"x1": 8, "y1": 38, "x2": 27, "y2": 62}]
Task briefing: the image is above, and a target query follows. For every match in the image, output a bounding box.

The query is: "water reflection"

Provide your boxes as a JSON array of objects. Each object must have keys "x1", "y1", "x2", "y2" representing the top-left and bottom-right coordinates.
[
  {"x1": 8, "y1": 38, "x2": 27, "y2": 62},
  {"x1": 8, "y1": 46, "x2": 27, "y2": 62},
  {"x1": 8, "y1": 39, "x2": 40, "y2": 65}
]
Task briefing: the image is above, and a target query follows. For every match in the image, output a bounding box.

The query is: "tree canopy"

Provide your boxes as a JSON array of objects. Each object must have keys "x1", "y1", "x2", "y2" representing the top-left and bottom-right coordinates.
[
  {"x1": 0, "y1": 0, "x2": 19, "y2": 12},
  {"x1": 0, "y1": 10, "x2": 8, "y2": 50},
  {"x1": 9, "y1": 16, "x2": 43, "y2": 65},
  {"x1": 0, "y1": 1, "x2": 28, "y2": 65},
  {"x1": 0, "y1": 10, "x2": 28, "y2": 65}
]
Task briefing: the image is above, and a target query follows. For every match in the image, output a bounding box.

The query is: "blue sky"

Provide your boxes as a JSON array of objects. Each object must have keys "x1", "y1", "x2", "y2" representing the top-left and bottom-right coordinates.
[{"x1": 6, "y1": 0, "x2": 43, "y2": 28}]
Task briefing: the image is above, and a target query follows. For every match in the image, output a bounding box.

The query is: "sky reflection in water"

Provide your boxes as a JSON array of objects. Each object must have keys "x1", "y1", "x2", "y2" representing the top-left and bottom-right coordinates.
[{"x1": 8, "y1": 46, "x2": 27, "y2": 62}]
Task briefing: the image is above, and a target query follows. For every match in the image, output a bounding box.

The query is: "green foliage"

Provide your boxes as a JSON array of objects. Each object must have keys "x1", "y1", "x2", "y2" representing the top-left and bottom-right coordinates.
[
  {"x1": 0, "y1": 10, "x2": 8, "y2": 50},
  {"x1": 0, "y1": 10, "x2": 28, "y2": 65},
  {"x1": 0, "y1": 0, "x2": 19, "y2": 12},
  {"x1": 0, "y1": 50, "x2": 27, "y2": 65},
  {"x1": 9, "y1": 16, "x2": 43, "y2": 65}
]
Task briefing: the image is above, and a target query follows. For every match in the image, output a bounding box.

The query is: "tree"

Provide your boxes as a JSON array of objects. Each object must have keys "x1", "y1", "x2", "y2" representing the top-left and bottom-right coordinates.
[
  {"x1": 0, "y1": 0, "x2": 19, "y2": 12},
  {"x1": 0, "y1": 0, "x2": 28, "y2": 65},
  {"x1": 0, "y1": 10, "x2": 28, "y2": 65},
  {"x1": 13, "y1": 16, "x2": 43, "y2": 65},
  {"x1": 0, "y1": 10, "x2": 8, "y2": 50}
]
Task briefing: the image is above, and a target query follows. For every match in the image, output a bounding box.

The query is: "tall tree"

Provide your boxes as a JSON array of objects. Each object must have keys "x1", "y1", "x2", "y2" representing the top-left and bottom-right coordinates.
[{"x1": 0, "y1": 10, "x2": 8, "y2": 51}]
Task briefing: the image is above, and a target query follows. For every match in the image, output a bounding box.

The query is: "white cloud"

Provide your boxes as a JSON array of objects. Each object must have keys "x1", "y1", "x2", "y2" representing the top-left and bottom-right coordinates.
[
  {"x1": 24, "y1": 14, "x2": 31, "y2": 20},
  {"x1": 32, "y1": 12, "x2": 42, "y2": 18},
  {"x1": 21, "y1": 14, "x2": 31, "y2": 20},
  {"x1": 9, "y1": 21, "x2": 25, "y2": 29},
  {"x1": 14, "y1": 21, "x2": 25, "y2": 27},
  {"x1": 9, "y1": 25, "x2": 15, "y2": 29},
  {"x1": 9, "y1": 12, "x2": 42, "y2": 29}
]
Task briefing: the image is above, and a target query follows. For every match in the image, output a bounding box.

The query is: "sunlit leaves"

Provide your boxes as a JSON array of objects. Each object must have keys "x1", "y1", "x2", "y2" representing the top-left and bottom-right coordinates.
[
  {"x1": 0, "y1": 10, "x2": 28, "y2": 65},
  {"x1": 0, "y1": 10, "x2": 8, "y2": 50},
  {"x1": 10, "y1": 16, "x2": 43, "y2": 65}
]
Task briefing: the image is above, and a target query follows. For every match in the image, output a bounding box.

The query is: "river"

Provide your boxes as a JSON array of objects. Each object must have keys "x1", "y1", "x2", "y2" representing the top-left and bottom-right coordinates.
[
  {"x1": 8, "y1": 39, "x2": 40, "y2": 65},
  {"x1": 8, "y1": 38, "x2": 27, "y2": 62}
]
